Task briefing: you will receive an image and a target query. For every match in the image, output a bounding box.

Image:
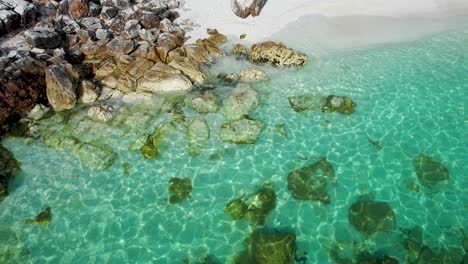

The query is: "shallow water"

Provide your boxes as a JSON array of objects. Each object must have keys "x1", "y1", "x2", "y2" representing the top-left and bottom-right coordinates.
[{"x1": 0, "y1": 29, "x2": 467, "y2": 263}]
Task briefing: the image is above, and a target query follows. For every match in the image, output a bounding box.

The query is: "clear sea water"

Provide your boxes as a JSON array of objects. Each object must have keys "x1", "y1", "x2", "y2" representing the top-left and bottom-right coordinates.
[{"x1": 0, "y1": 29, "x2": 467, "y2": 263}]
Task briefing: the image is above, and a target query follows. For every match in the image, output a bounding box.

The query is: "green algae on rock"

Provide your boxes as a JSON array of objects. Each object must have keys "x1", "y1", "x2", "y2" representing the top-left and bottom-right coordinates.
[
  {"x1": 225, "y1": 198, "x2": 248, "y2": 220},
  {"x1": 223, "y1": 85, "x2": 259, "y2": 121},
  {"x1": 122, "y1": 162, "x2": 131, "y2": 177},
  {"x1": 73, "y1": 142, "x2": 117, "y2": 170},
  {"x1": 321, "y1": 95, "x2": 356, "y2": 114},
  {"x1": 250, "y1": 41, "x2": 308, "y2": 67},
  {"x1": 140, "y1": 122, "x2": 176, "y2": 159},
  {"x1": 287, "y1": 157, "x2": 336, "y2": 204},
  {"x1": 0, "y1": 145, "x2": 21, "y2": 199},
  {"x1": 187, "y1": 119, "x2": 210, "y2": 156},
  {"x1": 189, "y1": 92, "x2": 221, "y2": 114},
  {"x1": 288, "y1": 94, "x2": 323, "y2": 112},
  {"x1": 25, "y1": 207, "x2": 52, "y2": 225},
  {"x1": 220, "y1": 118, "x2": 263, "y2": 144},
  {"x1": 413, "y1": 154, "x2": 449, "y2": 187},
  {"x1": 348, "y1": 200, "x2": 395, "y2": 236},
  {"x1": 168, "y1": 177, "x2": 192, "y2": 204}
]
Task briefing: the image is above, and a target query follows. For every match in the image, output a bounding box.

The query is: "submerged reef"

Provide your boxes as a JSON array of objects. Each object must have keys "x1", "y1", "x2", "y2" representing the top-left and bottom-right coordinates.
[
  {"x1": 225, "y1": 183, "x2": 276, "y2": 225},
  {"x1": 289, "y1": 94, "x2": 356, "y2": 114},
  {"x1": 25, "y1": 207, "x2": 52, "y2": 225},
  {"x1": 0, "y1": 145, "x2": 21, "y2": 199},
  {"x1": 321, "y1": 95, "x2": 356, "y2": 114},
  {"x1": 348, "y1": 199, "x2": 395, "y2": 236},
  {"x1": 413, "y1": 154, "x2": 449, "y2": 187},
  {"x1": 168, "y1": 177, "x2": 192, "y2": 204},
  {"x1": 287, "y1": 157, "x2": 336, "y2": 204}
]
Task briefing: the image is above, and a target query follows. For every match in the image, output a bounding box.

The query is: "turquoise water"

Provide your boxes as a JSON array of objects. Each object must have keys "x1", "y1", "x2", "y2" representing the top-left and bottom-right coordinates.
[{"x1": 0, "y1": 29, "x2": 467, "y2": 263}]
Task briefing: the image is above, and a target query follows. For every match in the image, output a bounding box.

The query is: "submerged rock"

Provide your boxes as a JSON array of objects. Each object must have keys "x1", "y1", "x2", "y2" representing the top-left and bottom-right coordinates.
[
  {"x1": 220, "y1": 118, "x2": 263, "y2": 144},
  {"x1": 250, "y1": 41, "x2": 308, "y2": 67},
  {"x1": 168, "y1": 177, "x2": 192, "y2": 204},
  {"x1": 87, "y1": 105, "x2": 116, "y2": 122},
  {"x1": 348, "y1": 200, "x2": 395, "y2": 236},
  {"x1": 413, "y1": 154, "x2": 449, "y2": 187},
  {"x1": 187, "y1": 119, "x2": 210, "y2": 156},
  {"x1": 189, "y1": 92, "x2": 220, "y2": 113},
  {"x1": 415, "y1": 246, "x2": 464, "y2": 264},
  {"x1": 0, "y1": 145, "x2": 21, "y2": 199},
  {"x1": 73, "y1": 142, "x2": 117, "y2": 170},
  {"x1": 140, "y1": 123, "x2": 175, "y2": 159},
  {"x1": 223, "y1": 85, "x2": 259, "y2": 120},
  {"x1": 250, "y1": 230, "x2": 296, "y2": 264},
  {"x1": 225, "y1": 198, "x2": 248, "y2": 220},
  {"x1": 25, "y1": 207, "x2": 52, "y2": 225},
  {"x1": 288, "y1": 94, "x2": 323, "y2": 112},
  {"x1": 287, "y1": 157, "x2": 336, "y2": 204},
  {"x1": 321, "y1": 95, "x2": 356, "y2": 114},
  {"x1": 239, "y1": 67, "x2": 268, "y2": 82}
]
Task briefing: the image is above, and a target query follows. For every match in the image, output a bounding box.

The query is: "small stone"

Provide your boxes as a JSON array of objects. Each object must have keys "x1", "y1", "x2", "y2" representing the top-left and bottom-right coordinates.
[
  {"x1": 24, "y1": 29, "x2": 64, "y2": 49},
  {"x1": 45, "y1": 62, "x2": 79, "y2": 111},
  {"x1": 87, "y1": 105, "x2": 115, "y2": 122},
  {"x1": 250, "y1": 41, "x2": 308, "y2": 67},
  {"x1": 95, "y1": 29, "x2": 112, "y2": 40},
  {"x1": 232, "y1": 43, "x2": 247, "y2": 56},
  {"x1": 207, "y1": 28, "x2": 219, "y2": 35},
  {"x1": 139, "y1": 28, "x2": 160, "y2": 43},
  {"x1": 187, "y1": 119, "x2": 210, "y2": 156},
  {"x1": 288, "y1": 94, "x2": 323, "y2": 112},
  {"x1": 100, "y1": 5, "x2": 118, "y2": 20},
  {"x1": 25, "y1": 207, "x2": 52, "y2": 225},
  {"x1": 240, "y1": 34, "x2": 246, "y2": 39}
]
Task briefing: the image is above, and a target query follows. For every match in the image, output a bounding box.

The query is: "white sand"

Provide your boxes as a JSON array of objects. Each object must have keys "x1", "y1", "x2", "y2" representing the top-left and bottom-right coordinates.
[{"x1": 179, "y1": 0, "x2": 468, "y2": 52}]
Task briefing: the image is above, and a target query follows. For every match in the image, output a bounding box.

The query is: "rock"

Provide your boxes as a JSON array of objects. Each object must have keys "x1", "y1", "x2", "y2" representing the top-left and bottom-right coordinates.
[
  {"x1": 232, "y1": 43, "x2": 247, "y2": 56},
  {"x1": 189, "y1": 92, "x2": 220, "y2": 113},
  {"x1": 240, "y1": 33, "x2": 246, "y2": 39},
  {"x1": 218, "y1": 73, "x2": 238, "y2": 84},
  {"x1": 231, "y1": 0, "x2": 268, "y2": 18},
  {"x1": 0, "y1": 145, "x2": 20, "y2": 199},
  {"x1": 45, "y1": 62, "x2": 79, "y2": 111},
  {"x1": 0, "y1": 9, "x2": 20, "y2": 35},
  {"x1": 184, "y1": 44, "x2": 210, "y2": 64},
  {"x1": 168, "y1": 177, "x2": 192, "y2": 204},
  {"x1": 137, "y1": 63, "x2": 192, "y2": 93},
  {"x1": 250, "y1": 230, "x2": 296, "y2": 264},
  {"x1": 220, "y1": 117, "x2": 263, "y2": 144},
  {"x1": 87, "y1": 2, "x2": 101, "y2": 17},
  {"x1": 73, "y1": 142, "x2": 117, "y2": 170},
  {"x1": 321, "y1": 95, "x2": 356, "y2": 114},
  {"x1": 288, "y1": 94, "x2": 323, "y2": 112},
  {"x1": 106, "y1": 37, "x2": 137, "y2": 56},
  {"x1": 415, "y1": 246, "x2": 464, "y2": 264},
  {"x1": 348, "y1": 200, "x2": 395, "y2": 236},
  {"x1": 79, "y1": 17, "x2": 102, "y2": 30},
  {"x1": 223, "y1": 85, "x2": 259, "y2": 120},
  {"x1": 69, "y1": 0, "x2": 89, "y2": 18},
  {"x1": 100, "y1": 5, "x2": 118, "y2": 20},
  {"x1": 413, "y1": 154, "x2": 449, "y2": 187},
  {"x1": 95, "y1": 29, "x2": 112, "y2": 40},
  {"x1": 139, "y1": 28, "x2": 160, "y2": 43},
  {"x1": 239, "y1": 67, "x2": 268, "y2": 82},
  {"x1": 207, "y1": 28, "x2": 219, "y2": 35},
  {"x1": 3, "y1": 0, "x2": 37, "y2": 27},
  {"x1": 225, "y1": 198, "x2": 248, "y2": 220},
  {"x1": 27, "y1": 104, "x2": 50, "y2": 120},
  {"x1": 24, "y1": 29, "x2": 64, "y2": 49},
  {"x1": 124, "y1": 19, "x2": 141, "y2": 39},
  {"x1": 116, "y1": 58, "x2": 155, "y2": 92},
  {"x1": 138, "y1": 9, "x2": 160, "y2": 29},
  {"x1": 76, "y1": 29, "x2": 96, "y2": 42},
  {"x1": 168, "y1": 58, "x2": 206, "y2": 85},
  {"x1": 207, "y1": 33, "x2": 227, "y2": 47},
  {"x1": 159, "y1": 18, "x2": 177, "y2": 33},
  {"x1": 128, "y1": 134, "x2": 148, "y2": 151},
  {"x1": 250, "y1": 41, "x2": 308, "y2": 67},
  {"x1": 87, "y1": 105, "x2": 115, "y2": 122},
  {"x1": 122, "y1": 91, "x2": 153, "y2": 104},
  {"x1": 25, "y1": 207, "x2": 52, "y2": 225},
  {"x1": 140, "y1": 122, "x2": 175, "y2": 159},
  {"x1": 156, "y1": 33, "x2": 181, "y2": 62},
  {"x1": 244, "y1": 183, "x2": 276, "y2": 225},
  {"x1": 187, "y1": 119, "x2": 210, "y2": 156},
  {"x1": 287, "y1": 157, "x2": 336, "y2": 204}
]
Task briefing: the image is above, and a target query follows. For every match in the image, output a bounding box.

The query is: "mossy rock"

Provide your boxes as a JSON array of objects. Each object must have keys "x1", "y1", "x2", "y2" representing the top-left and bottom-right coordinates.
[
  {"x1": 168, "y1": 177, "x2": 192, "y2": 204},
  {"x1": 244, "y1": 184, "x2": 276, "y2": 225},
  {"x1": 287, "y1": 158, "x2": 336, "y2": 204},
  {"x1": 139, "y1": 123, "x2": 176, "y2": 159},
  {"x1": 321, "y1": 95, "x2": 356, "y2": 114},
  {"x1": 73, "y1": 142, "x2": 117, "y2": 170},
  {"x1": 140, "y1": 134, "x2": 160, "y2": 159},
  {"x1": 25, "y1": 207, "x2": 52, "y2": 225},
  {"x1": 413, "y1": 154, "x2": 449, "y2": 187},
  {"x1": 348, "y1": 200, "x2": 395, "y2": 236},
  {"x1": 288, "y1": 95, "x2": 323, "y2": 112},
  {"x1": 250, "y1": 229, "x2": 297, "y2": 264},
  {"x1": 225, "y1": 198, "x2": 248, "y2": 220}
]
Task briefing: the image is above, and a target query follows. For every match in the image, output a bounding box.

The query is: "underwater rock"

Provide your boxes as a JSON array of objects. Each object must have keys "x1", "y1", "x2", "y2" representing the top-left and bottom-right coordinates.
[
  {"x1": 140, "y1": 123, "x2": 175, "y2": 159},
  {"x1": 72, "y1": 142, "x2": 117, "y2": 170},
  {"x1": 287, "y1": 157, "x2": 336, "y2": 204},
  {"x1": 277, "y1": 124, "x2": 287, "y2": 138},
  {"x1": 321, "y1": 95, "x2": 356, "y2": 114},
  {"x1": 87, "y1": 105, "x2": 116, "y2": 122},
  {"x1": 244, "y1": 184, "x2": 276, "y2": 225},
  {"x1": 239, "y1": 67, "x2": 268, "y2": 82},
  {"x1": 232, "y1": 44, "x2": 247, "y2": 56},
  {"x1": 45, "y1": 62, "x2": 79, "y2": 111},
  {"x1": 122, "y1": 162, "x2": 130, "y2": 177},
  {"x1": 413, "y1": 154, "x2": 449, "y2": 187},
  {"x1": 220, "y1": 117, "x2": 263, "y2": 144},
  {"x1": 78, "y1": 80, "x2": 99, "y2": 104},
  {"x1": 357, "y1": 252, "x2": 399, "y2": 264},
  {"x1": 128, "y1": 134, "x2": 148, "y2": 152},
  {"x1": 250, "y1": 229, "x2": 296, "y2": 264},
  {"x1": 288, "y1": 94, "x2": 323, "y2": 112},
  {"x1": 168, "y1": 177, "x2": 192, "y2": 204},
  {"x1": 250, "y1": 41, "x2": 308, "y2": 67},
  {"x1": 225, "y1": 198, "x2": 248, "y2": 220},
  {"x1": 217, "y1": 73, "x2": 238, "y2": 85},
  {"x1": 0, "y1": 145, "x2": 20, "y2": 199},
  {"x1": 403, "y1": 226, "x2": 423, "y2": 262},
  {"x1": 415, "y1": 246, "x2": 464, "y2": 264},
  {"x1": 187, "y1": 119, "x2": 210, "y2": 156},
  {"x1": 25, "y1": 207, "x2": 52, "y2": 225},
  {"x1": 368, "y1": 137, "x2": 383, "y2": 151},
  {"x1": 223, "y1": 85, "x2": 259, "y2": 120},
  {"x1": 348, "y1": 200, "x2": 395, "y2": 236},
  {"x1": 189, "y1": 92, "x2": 220, "y2": 113}
]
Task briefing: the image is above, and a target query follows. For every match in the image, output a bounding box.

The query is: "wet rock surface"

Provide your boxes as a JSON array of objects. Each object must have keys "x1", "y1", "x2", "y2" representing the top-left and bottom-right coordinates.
[
  {"x1": 413, "y1": 154, "x2": 449, "y2": 187},
  {"x1": 348, "y1": 200, "x2": 396, "y2": 236},
  {"x1": 250, "y1": 41, "x2": 308, "y2": 67},
  {"x1": 287, "y1": 157, "x2": 336, "y2": 204}
]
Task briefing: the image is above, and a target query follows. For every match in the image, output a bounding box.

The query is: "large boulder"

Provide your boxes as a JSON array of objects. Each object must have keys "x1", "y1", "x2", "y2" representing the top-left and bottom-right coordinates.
[
  {"x1": 250, "y1": 41, "x2": 308, "y2": 67},
  {"x1": 189, "y1": 92, "x2": 220, "y2": 113},
  {"x1": 0, "y1": 145, "x2": 20, "y2": 199},
  {"x1": 187, "y1": 119, "x2": 210, "y2": 156},
  {"x1": 223, "y1": 85, "x2": 259, "y2": 120},
  {"x1": 348, "y1": 200, "x2": 396, "y2": 236},
  {"x1": 220, "y1": 117, "x2": 262, "y2": 144},
  {"x1": 24, "y1": 29, "x2": 64, "y2": 49},
  {"x1": 287, "y1": 158, "x2": 336, "y2": 204},
  {"x1": 45, "y1": 62, "x2": 79, "y2": 111},
  {"x1": 137, "y1": 63, "x2": 192, "y2": 93},
  {"x1": 231, "y1": 0, "x2": 268, "y2": 18},
  {"x1": 413, "y1": 154, "x2": 449, "y2": 187},
  {"x1": 321, "y1": 95, "x2": 356, "y2": 114},
  {"x1": 168, "y1": 58, "x2": 207, "y2": 85},
  {"x1": 72, "y1": 142, "x2": 117, "y2": 170}
]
